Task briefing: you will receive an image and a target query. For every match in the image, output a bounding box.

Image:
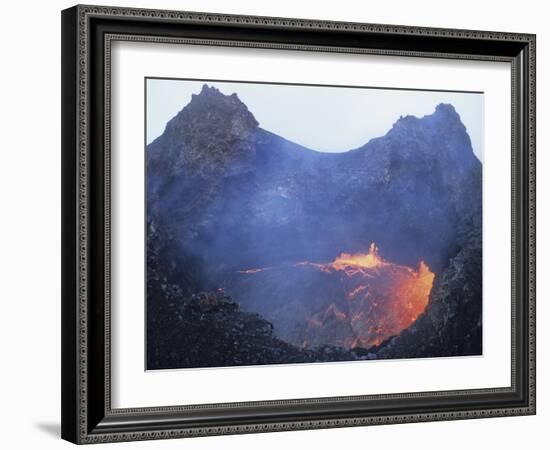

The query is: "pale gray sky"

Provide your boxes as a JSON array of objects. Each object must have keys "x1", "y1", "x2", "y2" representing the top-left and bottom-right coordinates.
[{"x1": 146, "y1": 78, "x2": 483, "y2": 161}]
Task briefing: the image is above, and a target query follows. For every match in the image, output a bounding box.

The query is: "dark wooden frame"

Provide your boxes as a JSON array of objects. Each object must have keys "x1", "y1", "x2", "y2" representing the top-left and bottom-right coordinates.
[{"x1": 61, "y1": 4, "x2": 536, "y2": 444}]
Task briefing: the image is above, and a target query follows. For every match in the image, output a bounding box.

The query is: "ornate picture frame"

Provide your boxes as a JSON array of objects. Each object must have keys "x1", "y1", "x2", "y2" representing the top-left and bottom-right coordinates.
[{"x1": 61, "y1": 4, "x2": 535, "y2": 444}]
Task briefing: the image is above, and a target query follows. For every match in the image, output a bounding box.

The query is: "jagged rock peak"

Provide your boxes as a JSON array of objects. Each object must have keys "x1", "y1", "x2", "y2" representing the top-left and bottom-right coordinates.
[
  {"x1": 170, "y1": 83, "x2": 260, "y2": 130},
  {"x1": 197, "y1": 83, "x2": 223, "y2": 96},
  {"x1": 429, "y1": 103, "x2": 466, "y2": 127},
  {"x1": 385, "y1": 102, "x2": 469, "y2": 150},
  {"x1": 150, "y1": 84, "x2": 260, "y2": 176},
  {"x1": 189, "y1": 84, "x2": 232, "y2": 104},
  {"x1": 393, "y1": 103, "x2": 462, "y2": 128},
  {"x1": 434, "y1": 102, "x2": 459, "y2": 116}
]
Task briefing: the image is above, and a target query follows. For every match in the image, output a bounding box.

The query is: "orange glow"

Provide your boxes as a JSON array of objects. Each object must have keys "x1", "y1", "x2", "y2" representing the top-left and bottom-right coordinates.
[
  {"x1": 392, "y1": 260, "x2": 434, "y2": 326},
  {"x1": 329, "y1": 243, "x2": 386, "y2": 271},
  {"x1": 302, "y1": 243, "x2": 435, "y2": 350},
  {"x1": 237, "y1": 243, "x2": 435, "y2": 351},
  {"x1": 296, "y1": 243, "x2": 387, "y2": 277}
]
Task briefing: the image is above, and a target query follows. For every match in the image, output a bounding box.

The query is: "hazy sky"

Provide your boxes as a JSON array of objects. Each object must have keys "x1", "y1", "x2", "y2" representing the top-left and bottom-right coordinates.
[{"x1": 146, "y1": 78, "x2": 483, "y2": 161}]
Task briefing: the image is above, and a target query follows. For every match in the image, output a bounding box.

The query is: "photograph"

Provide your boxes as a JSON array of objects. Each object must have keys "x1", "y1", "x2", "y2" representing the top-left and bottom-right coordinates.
[
  {"x1": 145, "y1": 79, "x2": 484, "y2": 370},
  {"x1": 57, "y1": 4, "x2": 536, "y2": 444}
]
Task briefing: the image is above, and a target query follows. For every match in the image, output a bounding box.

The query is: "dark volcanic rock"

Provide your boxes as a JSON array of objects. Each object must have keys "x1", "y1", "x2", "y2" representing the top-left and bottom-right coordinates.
[
  {"x1": 148, "y1": 84, "x2": 259, "y2": 178},
  {"x1": 147, "y1": 286, "x2": 359, "y2": 369},
  {"x1": 147, "y1": 207, "x2": 366, "y2": 370},
  {"x1": 147, "y1": 219, "x2": 359, "y2": 369}
]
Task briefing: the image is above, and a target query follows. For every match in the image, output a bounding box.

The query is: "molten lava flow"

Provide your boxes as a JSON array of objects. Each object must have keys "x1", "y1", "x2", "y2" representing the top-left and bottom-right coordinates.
[
  {"x1": 301, "y1": 243, "x2": 435, "y2": 350},
  {"x1": 234, "y1": 243, "x2": 435, "y2": 351},
  {"x1": 393, "y1": 261, "x2": 435, "y2": 324},
  {"x1": 296, "y1": 243, "x2": 386, "y2": 277},
  {"x1": 330, "y1": 243, "x2": 386, "y2": 271}
]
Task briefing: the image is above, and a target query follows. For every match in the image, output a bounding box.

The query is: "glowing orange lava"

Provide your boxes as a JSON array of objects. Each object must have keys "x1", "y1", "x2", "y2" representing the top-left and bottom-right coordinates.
[
  {"x1": 302, "y1": 243, "x2": 435, "y2": 350},
  {"x1": 329, "y1": 243, "x2": 386, "y2": 271},
  {"x1": 393, "y1": 261, "x2": 435, "y2": 324},
  {"x1": 296, "y1": 243, "x2": 386, "y2": 277},
  {"x1": 236, "y1": 243, "x2": 435, "y2": 350}
]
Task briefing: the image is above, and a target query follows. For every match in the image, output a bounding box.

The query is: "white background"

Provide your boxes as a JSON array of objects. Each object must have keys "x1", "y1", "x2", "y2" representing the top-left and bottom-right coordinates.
[
  {"x1": 112, "y1": 42, "x2": 510, "y2": 408},
  {"x1": 0, "y1": 0, "x2": 545, "y2": 449}
]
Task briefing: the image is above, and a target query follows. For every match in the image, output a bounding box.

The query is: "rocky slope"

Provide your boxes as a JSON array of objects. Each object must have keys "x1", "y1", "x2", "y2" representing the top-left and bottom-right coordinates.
[{"x1": 147, "y1": 226, "x2": 360, "y2": 369}]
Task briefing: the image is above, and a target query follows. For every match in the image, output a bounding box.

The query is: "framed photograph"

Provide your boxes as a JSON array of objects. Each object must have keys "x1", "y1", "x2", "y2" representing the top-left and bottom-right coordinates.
[{"x1": 61, "y1": 5, "x2": 536, "y2": 444}]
